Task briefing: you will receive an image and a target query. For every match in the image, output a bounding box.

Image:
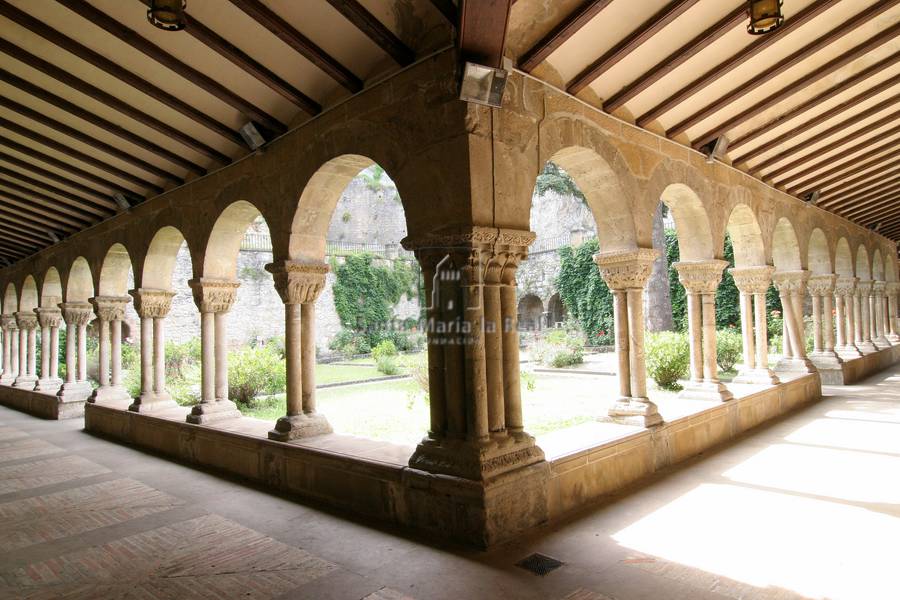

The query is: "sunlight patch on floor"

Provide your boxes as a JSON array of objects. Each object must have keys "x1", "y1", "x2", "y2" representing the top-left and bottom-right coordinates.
[{"x1": 784, "y1": 417, "x2": 900, "y2": 456}]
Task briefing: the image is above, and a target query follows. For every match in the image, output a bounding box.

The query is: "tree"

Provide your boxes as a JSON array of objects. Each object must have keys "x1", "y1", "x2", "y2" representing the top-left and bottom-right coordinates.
[
  {"x1": 332, "y1": 253, "x2": 413, "y2": 334},
  {"x1": 535, "y1": 162, "x2": 586, "y2": 202},
  {"x1": 557, "y1": 238, "x2": 614, "y2": 345},
  {"x1": 646, "y1": 203, "x2": 674, "y2": 331},
  {"x1": 715, "y1": 233, "x2": 740, "y2": 330}
]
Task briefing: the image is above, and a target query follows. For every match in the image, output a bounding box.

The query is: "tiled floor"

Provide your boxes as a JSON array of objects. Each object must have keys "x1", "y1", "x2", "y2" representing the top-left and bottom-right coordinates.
[{"x1": 1, "y1": 366, "x2": 900, "y2": 599}]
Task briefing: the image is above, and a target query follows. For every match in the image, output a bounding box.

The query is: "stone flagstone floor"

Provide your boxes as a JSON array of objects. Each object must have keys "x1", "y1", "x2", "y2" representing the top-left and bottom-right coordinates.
[{"x1": 1, "y1": 365, "x2": 900, "y2": 599}]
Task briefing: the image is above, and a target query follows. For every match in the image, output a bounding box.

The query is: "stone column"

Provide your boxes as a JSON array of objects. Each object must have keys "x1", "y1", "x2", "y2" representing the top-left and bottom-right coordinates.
[
  {"x1": 34, "y1": 307, "x2": 63, "y2": 392},
  {"x1": 806, "y1": 275, "x2": 842, "y2": 369},
  {"x1": 855, "y1": 280, "x2": 878, "y2": 353},
  {"x1": 398, "y1": 226, "x2": 545, "y2": 482},
  {"x1": 57, "y1": 302, "x2": 94, "y2": 402},
  {"x1": 186, "y1": 279, "x2": 242, "y2": 424},
  {"x1": 595, "y1": 248, "x2": 663, "y2": 425},
  {"x1": 837, "y1": 277, "x2": 862, "y2": 359},
  {"x1": 12, "y1": 311, "x2": 38, "y2": 389},
  {"x1": 88, "y1": 296, "x2": 131, "y2": 404},
  {"x1": 127, "y1": 289, "x2": 178, "y2": 413},
  {"x1": 771, "y1": 271, "x2": 816, "y2": 374},
  {"x1": 887, "y1": 282, "x2": 900, "y2": 343},
  {"x1": 729, "y1": 266, "x2": 779, "y2": 385},
  {"x1": 674, "y1": 260, "x2": 733, "y2": 401},
  {"x1": 0, "y1": 315, "x2": 13, "y2": 385},
  {"x1": 266, "y1": 261, "x2": 332, "y2": 441},
  {"x1": 872, "y1": 281, "x2": 890, "y2": 348}
]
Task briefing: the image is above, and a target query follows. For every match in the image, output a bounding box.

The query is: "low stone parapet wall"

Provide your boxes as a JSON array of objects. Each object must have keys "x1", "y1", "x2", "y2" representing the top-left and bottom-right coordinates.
[
  {"x1": 0, "y1": 385, "x2": 83, "y2": 420},
  {"x1": 818, "y1": 344, "x2": 900, "y2": 385}
]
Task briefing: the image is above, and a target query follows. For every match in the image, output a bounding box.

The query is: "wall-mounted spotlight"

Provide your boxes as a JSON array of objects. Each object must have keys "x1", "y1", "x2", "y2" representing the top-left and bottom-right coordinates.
[
  {"x1": 47, "y1": 231, "x2": 60, "y2": 244},
  {"x1": 147, "y1": 0, "x2": 187, "y2": 31},
  {"x1": 804, "y1": 190, "x2": 820, "y2": 205},
  {"x1": 747, "y1": 0, "x2": 784, "y2": 35},
  {"x1": 702, "y1": 136, "x2": 729, "y2": 163},
  {"x1": 459, "y1": 62, "x2": 508, "y2": 108},
  {"x1": 239, "y1": 122, "x2": 267, "y2": 151},
  {"x1": 872, "y1": 222, "x2": 882, "y2": 233},
  {"x1": 113, "y1": 193, "x2": 132, "y2": 212}
]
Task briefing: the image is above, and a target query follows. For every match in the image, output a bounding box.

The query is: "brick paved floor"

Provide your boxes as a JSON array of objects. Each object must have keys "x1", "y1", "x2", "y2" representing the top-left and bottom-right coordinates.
[{"x1": 1, "y1": 366, "x2": 899, "y2": 599}]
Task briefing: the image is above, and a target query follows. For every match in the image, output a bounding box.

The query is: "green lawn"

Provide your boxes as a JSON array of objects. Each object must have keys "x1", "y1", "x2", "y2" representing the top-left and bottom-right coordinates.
[{"x1": 315, "y1": 363, "x2": 392, "y2": 385}]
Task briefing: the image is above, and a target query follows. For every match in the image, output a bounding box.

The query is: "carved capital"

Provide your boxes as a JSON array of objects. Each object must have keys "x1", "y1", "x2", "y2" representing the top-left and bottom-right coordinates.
[
  {"x1": 129, "y1": 288, "x2": 176, "y2": 319},
  {"x1": 728, "y1": 265, "x2": 775, "y2": 295},
  {"x1": 402, "y1": 225, "x2": 499, "y2": 252},
  {"x1": 89, "y1": 296, "x2": 131, "y2": 322},
  {"x1": 771, "y1": 270, "x2": 810, "y2": 296},
  {"x1": 835, "y1": 277, "x2": 858, "y2": 296},
  {"x1": 0, "y1": 314, "x2": 17, "y2": 331},
  {"x1": 872, "y1": 280, "x2": 886, "y2": 296},
  {"x1": 807, "y1": 274, "x2": 837, "y2": 297},
  {"x1": 186, "y1": 279, "x2": 239, "y2": 314},
  {"x1": 59, "y1": 302, "x2": 94, "y2": 327},
  {"x1": 886, "y1": 281, "x2": 900, "y2": 295},
  {"x1": 265, "y1": 261, "x2": 328, "y2": 305},
  {"x1": 14, "y1": 311, "x2": 38, "y2": 331},
  {"x1": 34, "y1": 307, "x2": 62, "y2": 329},
  {"x1": 593, "y1": 248, "x2": 660, "y2": 290},
  {"x1": 673, "y1": 260, "x2": 729, "y2": 294},
  {"x1": 856, "y1": 279, "x2": 873, "y2": 296}
]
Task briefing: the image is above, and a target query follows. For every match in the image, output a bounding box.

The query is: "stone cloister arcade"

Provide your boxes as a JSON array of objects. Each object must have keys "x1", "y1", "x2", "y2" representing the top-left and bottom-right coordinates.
[{"x1": 0, "y1": 52, "x2": 898, "y2": 547}]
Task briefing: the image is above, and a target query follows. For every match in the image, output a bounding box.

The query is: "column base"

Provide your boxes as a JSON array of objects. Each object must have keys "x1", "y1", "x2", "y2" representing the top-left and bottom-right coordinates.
[
  {"x1": 775, "y1": 356, "x2": 817, "y2": 374},
  {"x1": 407, "y1": 434, "x2": 545, "y2": 482},
  {"x1": 809, "y1": 351, "x2": 843, "y2": 370},
  {"x1": 873, "y1": 336, "x2": 892, "y2": 350},
  {"x1": 733, "y1": 368, "x2": 780, "y2": 385},
  {"x1": 34, "y1": 377, "x2": 63, "y2": 393},
  {"x1": 679, "y1": 380, "x2": 734, "y2": 402},
  {"x1": 268, "y1": 413, "x2": 333, "y2": 441},
  {"x1": 0, "y1": 375, "x2": 15, "y2": 386},
  {"x1": 607, "y1": 398, "x2": 662, "y2": 427},
  {"x1": 89, "y1": 385, "x2": 132, "y2": 405},
  {"x1": 128, "y1": 393, "x2": 179, "y2": 413},
  {"x1": 887, "y1": 333, "x2": 900, "y2": 344},
  {"x1": 836, "y1": 344, "x2": 863, "y2": 359},
  {"x1": 57, "y1": 381, "x2": 93, "y2": 402},
  {"x1": 186, "y1": 400, "x2": 242, "y2": 424},
  {"x1": 856, "y1": 341, "x2": 879, "y2": 354},
  {"x1": 12, "y1": 375, "x2": 38, "y2": 389}
]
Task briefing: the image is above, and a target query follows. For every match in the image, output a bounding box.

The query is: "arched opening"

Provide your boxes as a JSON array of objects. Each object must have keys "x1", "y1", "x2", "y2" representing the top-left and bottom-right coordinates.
[
  {"x1": 726, "y1": 205, "x2": 765, "y2": 268},
  {"x1": 807, "y1": 229, "x2": 831, "y2": 275},
  {"x1": 41, "y1": 268, "x2": 62, "y2": 308},
  {"x1": 547, "y1": 293, "x2": 566, "y2": 327},
  {"x1": 517, "y1": 294, "x2": 544, "y2": 332},
  {"x1": 856, "y1": 245, "x2": 871, "y2": 281},
  {"x1": 872, "y1": 249, "x2": 885, "y2": 282},
  {"x1": 2, "y1": 283, "x2": 17, "y2": 315},
  {"x1": 0, "y1": 283, "x2": 18, "y2": 385},
  {"x1": 19, "y1": 276, "x2": 38, "y2": 312},
  {"x1": 66, "y1": 257, "x2": 94, "y2": 303},
  {"x1": 835, "y1": 239, "x2": 854, "y2": 278},
  {"x1": 770, "y1": 218, "x2": 808, "y2": 365},
  {"x1": 772, "y1": 218, "x2": 802, "y2": 272}
]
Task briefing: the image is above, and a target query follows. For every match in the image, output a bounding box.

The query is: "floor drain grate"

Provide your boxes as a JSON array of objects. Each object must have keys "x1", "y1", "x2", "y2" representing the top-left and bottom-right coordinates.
[{"x1": 516, "y1": 553, "x2": 564, "y2": 576}]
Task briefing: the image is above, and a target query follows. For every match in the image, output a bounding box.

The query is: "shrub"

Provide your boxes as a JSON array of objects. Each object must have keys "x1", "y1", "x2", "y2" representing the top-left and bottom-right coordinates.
[
  {"x1": 166, "y1": 339, "x2": 201, "y2": 380},
  {"x1": 375, "y1": 354, "x2": 400, "y2": 375},
  {"x1": 646, "y1": 331, "x2": 690, "y2": 391},
  {"x1": 228, "y1": 345, "x2": 286, "y2": 407},
  {"x1": 409, "y1": 353, "x2": 429, "y2": 396},
  {"x1": 533, "y1": 329, "x2": 585, "y2": 368},
  {"x1": 716, "y1": 328, "x2": 743, "y2": 372},
  {"x1": 371, "y1": 340, "x2": 398, "y2": 361}
]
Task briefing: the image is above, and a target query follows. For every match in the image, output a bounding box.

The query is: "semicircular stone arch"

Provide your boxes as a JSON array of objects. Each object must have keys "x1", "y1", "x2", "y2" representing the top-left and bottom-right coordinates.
[
  {"x1": 855, "y1": 245, "x2": 871, "y2": 281},
  {"x1": 772, "y1": 217, "x2": 803, "y2": 271},
  {"x1": 141, "y1": 226, "x2": 190, "y2": 290},
  {"x1": 807, "y1": 228, "x2": 832, "y2": 275},
  {"x1": 2, "y1": 283, "x2": 17, "y2": 315},
  {"x1": 872, "y1": 249, "x2": 885, "y2": 281},
  {"x1": 19, "y1": 276, "x2": 38, "y2": 312},
  {"x1": 40, "y1": 267, "x2": 63, "y2": 307},
  {"x1": 98, "y1": 243, "x2": 133, "y2": 297},
  {"x1": 65, "y1": 257, "x2": 94, "y2": 303},
  {"x1": 203, "y1": 201, "x2": 265, "y2": 280},
  {"x1": 835, "y1": 238, "x2": 853, "y2": 277},
  {"x1": 659, "y1": 183, "x2": 714, "y2": 261},
  {"x1": 726, "y1": 203, "x2": 766, "y2": 267}
]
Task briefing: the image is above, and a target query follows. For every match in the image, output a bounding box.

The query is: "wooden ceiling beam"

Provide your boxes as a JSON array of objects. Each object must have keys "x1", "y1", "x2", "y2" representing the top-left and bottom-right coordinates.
[
  {"x1": 429, "y1": 0, "x2": 457, "y2": 24},
  {"x1": 0, "y1": 217, "x2": 49, "y2": 247},
  {"x1": 820, "y1": 167, "x2": 900, "y2": 205},
  {"x1": 733, "y1": 74, "x2": 900, "y2": 166},
  {"x1": 840, "y1": 197, "x2": 900, "y2": 230},
  {"x1": 751, "y1": 104, "x2": 900, "y2": 178},
  {"x1": 0, "y1": 137, "x2": 135, "y2": 197},
  {"x1": 686, "y1": 12, "x2": 900, "y2": 144},
  {"x1": 0, "y1": 151, "x2": 117, "y2": 207},
  {"x1": 56, "y1": 0, "x2": 285, "y2": 137},
  {"x1": 519, "y1": 0, "x2": 615, "y2": 72},
  {"x1": 0, "y1": 39, "x2": 231, "y2": 166},
  {"x1": 0, "y1": 239, "x2": 35, "y2": 256},
  {"x1": 777, "y1": 135, "x2": 900, "y2": 192},
  {"x1": 325, "y1": 0, "x2": 415, "y2": 66},
  {"x1": 0, "y1": 168, "x2": 110, "y2": 218},
  {"x1": 0, "y1": 1, "x2": 243, "y2": 146},
  {"x1": 834, "y1": 181, "x2": 900, "y2": 219},
  {"x1": 458, "y1": 0, "x2": 512, "y2": 69},
  {"x1": 228, "y1": 0, "x2": 362, "y2": 92},
  {"x1": 0, "y1": 201, "x2": 74, "y2": 234},
  {"x1": 0, "y1": 63, "x2": 206, "y2": 175},
  {"x1": 636, "y1": 0, "x2": 841, "y2": 128},
  {"x1": 0, "y1": 189, "x2": 90, "y2": 228},
  {"x1": 604, "y1": 5, "x2": 746, "y2": 112},
  {"x1": 795, "y1": 149, "x2": 900, "y2": 197},
  {"x1": 568, "y1": 0, "x2": 700, "y2": 95},
  {"x1": 729, "y1": 51, "x2": 900, "y2": 154},
  {"x1": 0, "y1": 103, "x2": 179, "y2": 188}
]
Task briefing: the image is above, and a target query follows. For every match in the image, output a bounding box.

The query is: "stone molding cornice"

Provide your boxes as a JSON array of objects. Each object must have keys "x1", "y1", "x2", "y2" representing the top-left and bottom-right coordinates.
[
  {"x1": 807, "y1": 274, "x2": 837, "y2": 297},
  {"x1": 34, "y1": 307, "x2": 62, "y2": 329},
  {"x1": 886, "y1": 282, "x2": 900, "y2": 295},
  {"x1": 593, "y1": 248, "x2": 660, "y2": 290},
  {"x1": 89, "y1": 296, "x2": 131, "y2": 322},
  {"x1": 187, "y1": 279, "x2": 239, "y2": 314},
  {"x1": 14, "y1": 311, "x2": 38, "y2": 330},
  {"x1": 835, "y1": 277, "x2": 858, "y2": 296},
  {"x1": 673, "y1": 260, "x2": 729, "y2": 294},
  {"x1": 728, "y1": 265, "x2": 775, "y2": 295},
  {"x1": 265, "y1": 261, "x2": 328, "y2": 305},
  {"x1": 59, "y1": 302, "x2": 94, "y2": 327},
  {"x1": 772, "y1": 270, "x2": 810, "y2": 296},
  {"x1": 872, "y1": 281, "x2": 886, "y2": 295},
  {"x1": 129, "y1": 288, "x2": 176, "y2": 318},
  {"x1": 0, "y1": 314, "x2": 16, "y2": 331},
  {"x1": 403, "y1": 226, "x2": 535, "y2": 254}
]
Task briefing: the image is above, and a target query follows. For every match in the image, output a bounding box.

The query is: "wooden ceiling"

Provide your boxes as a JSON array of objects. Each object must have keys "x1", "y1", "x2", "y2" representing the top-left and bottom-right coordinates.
[
  {"x1": 0, "y1": 0, "x2": 450, "y2": 264},
  {"x1": 509, "y1": 0, "x2": 900, "y2": 244},
  {"x1": 0, "y1": 0, "x2": 898, "y2": 266}
]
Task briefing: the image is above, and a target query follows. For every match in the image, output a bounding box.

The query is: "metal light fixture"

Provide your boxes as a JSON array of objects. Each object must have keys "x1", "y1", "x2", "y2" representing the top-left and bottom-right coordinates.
[
  {"x1": 805, "y1": 190, "x2": 820, "y2": 205},
  {"x1": 147, "y1": 0, "x2": 187, "y2": 31},
  {"x1": 747, "y1": 0, "x2": 784, "y2": 35},
  {"x1": 239, "y1": 122, "x2": 266, "y2": 151},
  {"x1": 459, "y1": 62, "x2": 508, "y2": 108},
  {"x1": 113, "y1": 193, "x2": 132, "y2": 212},
  {"x1": 703, "y1": 135, "x2": 729, "y2": 163}
]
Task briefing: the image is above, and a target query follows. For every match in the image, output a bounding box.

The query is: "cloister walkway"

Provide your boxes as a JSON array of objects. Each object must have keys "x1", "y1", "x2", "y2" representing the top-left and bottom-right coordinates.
[{"x1": 1, "y1": 366, "x2": 898, "y2": 600}]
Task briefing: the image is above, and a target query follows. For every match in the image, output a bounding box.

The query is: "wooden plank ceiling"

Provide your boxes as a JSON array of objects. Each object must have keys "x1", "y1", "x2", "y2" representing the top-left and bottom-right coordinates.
[
  {"x1": 509, "y1": 0, "x2": 900, "y2": 245},
  {"x1": 1, "y1": 0, "x2": 898, "y2": 266},
  {"x1": 0, "y1": 0, "x2": 450, "y2": 264}
]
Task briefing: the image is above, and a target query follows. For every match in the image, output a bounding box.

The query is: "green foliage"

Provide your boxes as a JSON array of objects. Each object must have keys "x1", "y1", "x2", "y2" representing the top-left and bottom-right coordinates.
[
  {"x1": 166, "y1": 339, "x2": 201, "y2": 380},
  {"x1": 716, "y1": 328, "x2": 743, "y2": 371},
  {"x1": 332, "y1": 253, "x2": 414, "y2": 335},
  {"x1": 341, "y1": 211, "x2": 352, "y2": 223},
  {"x1": 360, "y1": 164, "x2": 386, "y2": 192},
  {"x1": 532, "y1": 328, "x2": 585, "y2": 368},
  {"x1": 535, "y1": 161, "x2": 586, "y2": 202},
  {"x1": 557, "y1": 238, "x2": 614, "y2": 345},
  {"x1": 228, "y1": 344, "x2": 286, "y2": 407},
  {"x1": 646, "y1": 331, "x2": 690, "y2": 391},
  {"x1": 666, "y1": 229, "x2": 688, "y2": 331},
  {"x1": 372, "y1": 340, "x2": 398, "y2": 361},
  {"x1": 520, "y1": 370, "x2": 536, "y2": 392},
  {"x1": 715, "y1": 234, "x2": 740, "y2": 329}
]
